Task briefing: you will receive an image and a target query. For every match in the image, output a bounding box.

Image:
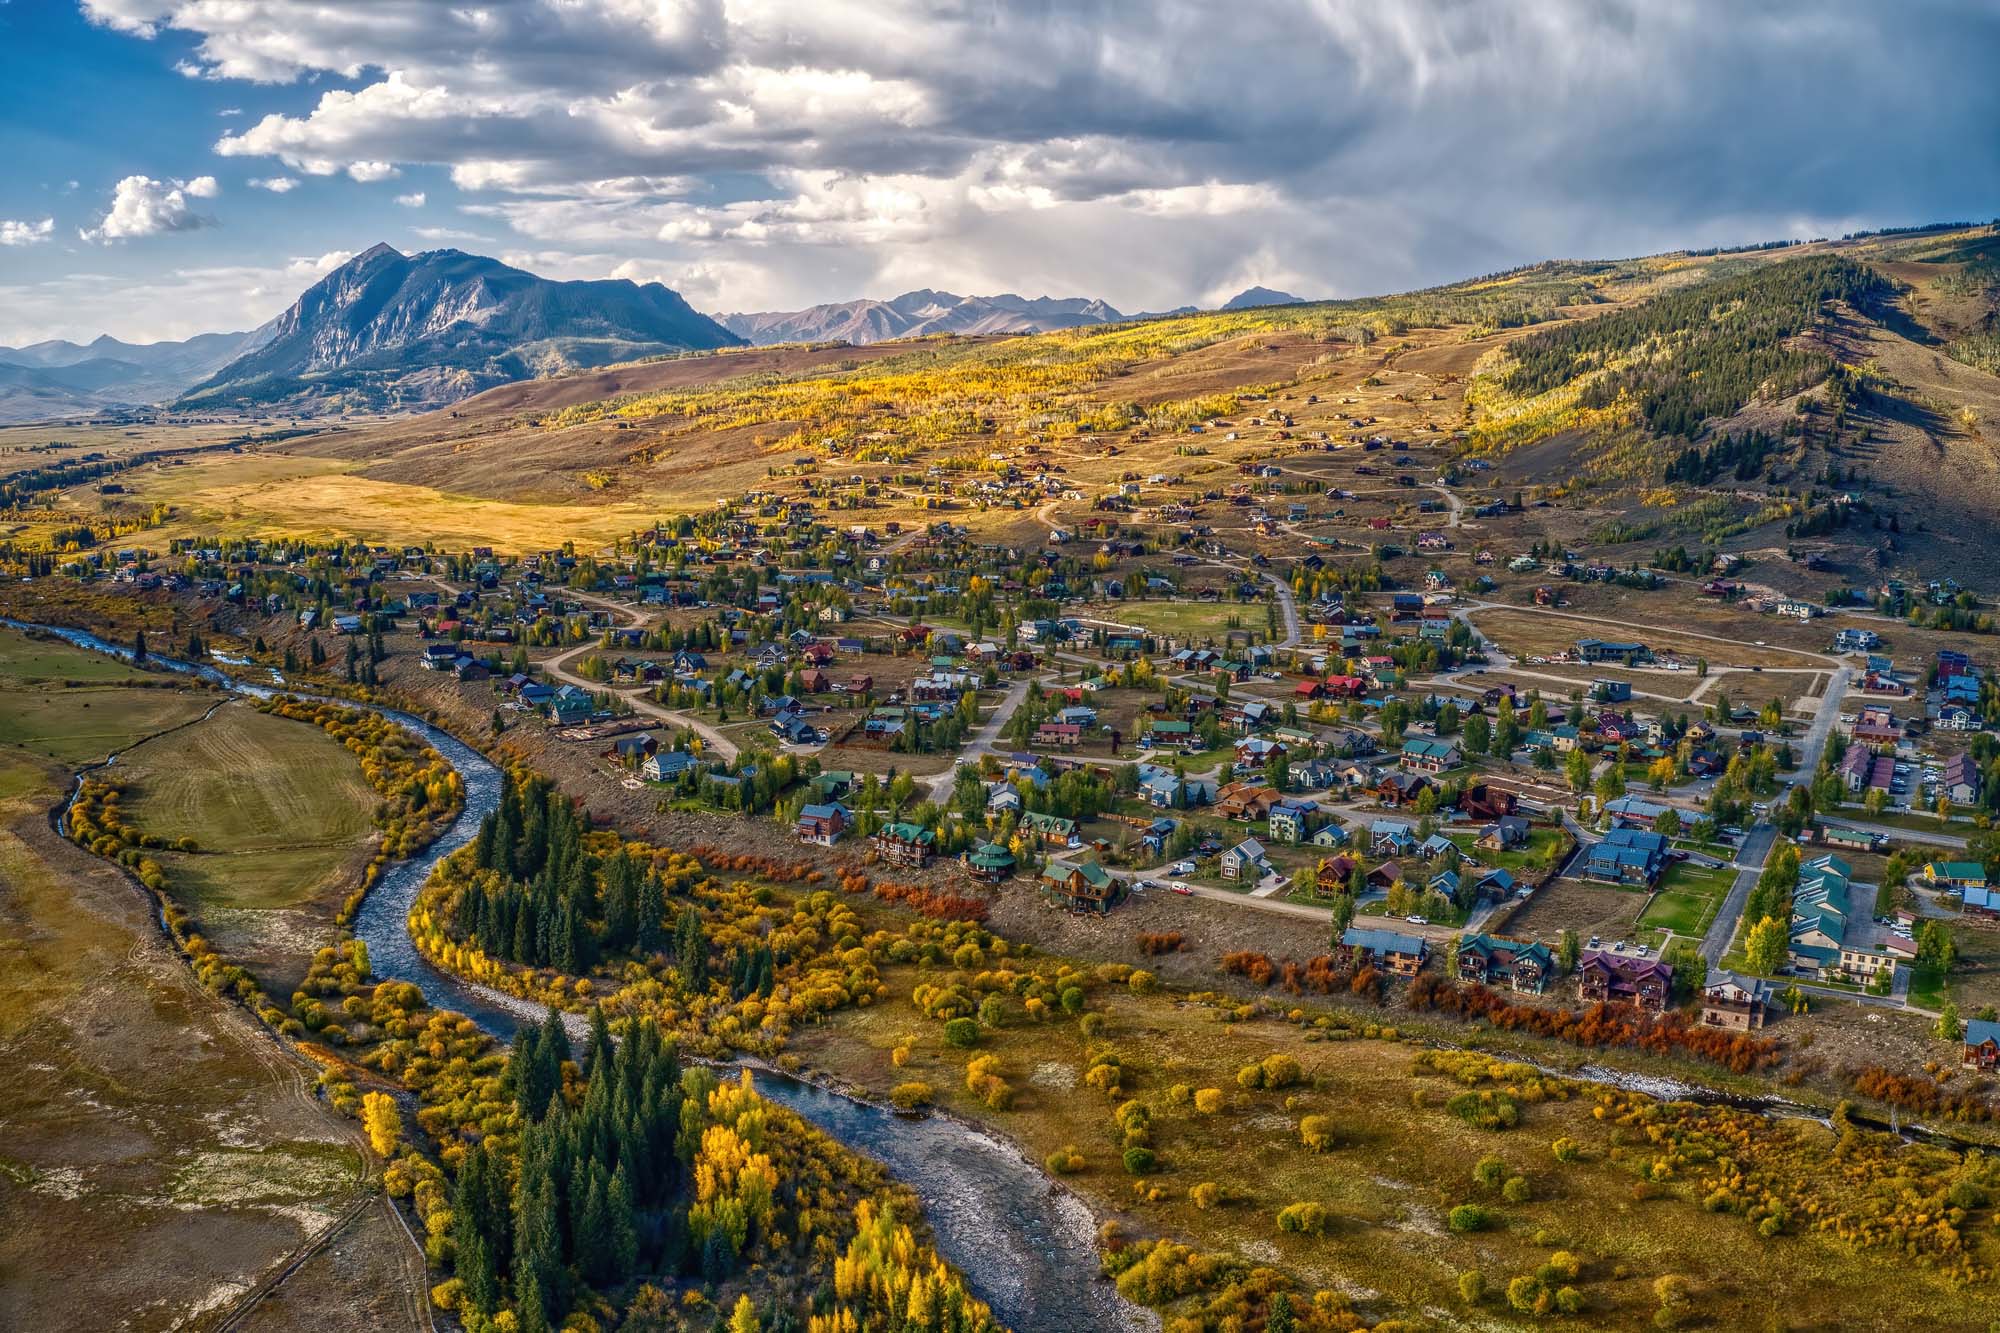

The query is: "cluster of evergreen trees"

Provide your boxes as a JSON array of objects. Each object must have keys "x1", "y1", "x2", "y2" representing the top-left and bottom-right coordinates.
[
  {"x1": 451, "y1": 1013, "x2": 689, "y2": 1330},
  {"x1": 1504, "y1": 257, "x2": 1889, "y2": 440},
  {"x1": 1663, "y1": 429, "x2": 1780, "y2": 485},
  {"x1": 453, "y1": 774, "x2": 673, "y2": 970}
]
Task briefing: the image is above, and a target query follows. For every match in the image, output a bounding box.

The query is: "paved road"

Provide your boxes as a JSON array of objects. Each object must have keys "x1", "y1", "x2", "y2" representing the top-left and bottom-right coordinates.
[
  {"x1": 926, "y1": 672, "x2": 1035, "y2": 803},
  {"x1": 1820, "y1": 814, "x2": 1969, "y2": 850},
  {"x1": 1698, "y1": 822, "x2": 1777, "y2": 966},
  {"x1": 1696, "y1": 666, "x2": 1849, "y2": 966}
]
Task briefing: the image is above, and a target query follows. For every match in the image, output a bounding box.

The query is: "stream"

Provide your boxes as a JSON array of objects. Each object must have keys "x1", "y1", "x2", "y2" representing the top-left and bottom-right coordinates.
[{"x1": 9, "y1": 617, "x2": 1146, "y2": 1332}]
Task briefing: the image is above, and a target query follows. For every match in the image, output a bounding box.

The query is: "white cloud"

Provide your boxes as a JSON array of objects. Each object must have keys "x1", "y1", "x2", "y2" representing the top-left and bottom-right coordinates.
[
  {"x1": 249, "y1": 176, "x2": 298, "y2": 192},
  {"x1": 82, "y1": 175, "x2": 221, "y2": 242},
  {"x1": 60, "y1": 1, "x2": 2000, "y2": 315},
  {"x1": 218, "y1": 106, "x2": 242, "y2": 116},
  {"x1": 394, "y1": 191, "x2": 426, "y2": 208},
  {"x1": 0, "y1": 217, "x2": 56, "y2": 246}
]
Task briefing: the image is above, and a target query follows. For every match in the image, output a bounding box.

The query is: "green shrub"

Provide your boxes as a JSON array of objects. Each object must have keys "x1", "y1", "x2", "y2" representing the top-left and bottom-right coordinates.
[
  {"x1": 943, "y1": 1017, "x2": 980, "y2": 1048},
  {"x1": 1448, "y1": 1204, "x2": 1494, "y2": 1233},
  {"x1": 1276, "y1": 1201, "x2": 1328, "y2": 1235},
  {"x1": 1122, "y1": 1147, "x2": 1158, "y2": 1175},
  {"x1": 1552, "y1": 1136, "x2": 1582, "y2": 1163},
  {"x1": 1502, "y1": 1175, "x2": 1532, "y2": 1203},
  {"x1": 1474, "y1": 1156, "x2": 1507, "y2": 1190},
  {"x1": 1457, "y1": 1270, "x2": 1486, "y2": 1304}
]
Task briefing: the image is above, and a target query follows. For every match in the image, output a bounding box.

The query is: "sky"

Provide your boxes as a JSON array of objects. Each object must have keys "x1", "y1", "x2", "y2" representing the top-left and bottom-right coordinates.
[{"x1": 1, "y1": 0, "x2": 1997, "y2": 346}]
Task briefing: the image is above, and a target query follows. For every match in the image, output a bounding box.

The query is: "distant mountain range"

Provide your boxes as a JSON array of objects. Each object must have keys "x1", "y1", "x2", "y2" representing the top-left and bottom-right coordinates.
[
  {"x1": 717, "y1": 286, "x2": 1307, "y2": 346},
  {"x1": 0, "y1": 331, "x2": 254, "y2": 425},
  {"x1": 180, "y1": 244, "x2": 741, "y2": 413},
  {"x1": 0, "y1": 248, "x2": 1309, "y2": 422}
]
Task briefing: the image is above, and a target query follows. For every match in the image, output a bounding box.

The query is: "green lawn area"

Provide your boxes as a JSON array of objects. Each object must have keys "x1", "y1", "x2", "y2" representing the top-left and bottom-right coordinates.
[
  {"x1": 1636, "y1": 861, "x2": 1736, "y2": 936},
  {"x1": 0, "y1": 685, "x2": 216, "y2": 765},
  {"x1": 1909, "y1": 964, "x2": 1949, "y2": 1010},
  {"x1": 1831, "y1": 803, "x2": 1974, "y2": 834},
  {"x1": 1108, "y1": 600, "x2": 1256, "y2": 641},
  {"x1": 0, "y1": 625, "x2": 159, "y2": 685}
]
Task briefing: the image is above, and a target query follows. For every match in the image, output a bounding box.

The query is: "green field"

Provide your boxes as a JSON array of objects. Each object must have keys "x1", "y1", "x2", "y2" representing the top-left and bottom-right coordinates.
[
  {"x1": 115, "y1": 701, "x2": 380, "y2": 992},
  {"x1": 1637, "y1": 861, "x2": 1736, "y2": 937},
  {"x1": 1109, "y1": 599, "x2": 1259, "y2": 641},
  {"x1": 0, "y1": 627, "x2": 218, "y2": 766}
]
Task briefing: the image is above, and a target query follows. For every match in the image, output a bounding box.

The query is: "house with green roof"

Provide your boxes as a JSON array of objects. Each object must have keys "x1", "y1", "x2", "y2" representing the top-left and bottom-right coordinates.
[
  {"x1": 1040, "y1": 858, "x2": 1121, "y2": 912},
  {"x1": 871, "y1": 821, "x2": 936, "y2": 867},
  {"x1": 965, "y1": 842, "x2": 1016, "y2": 883}
]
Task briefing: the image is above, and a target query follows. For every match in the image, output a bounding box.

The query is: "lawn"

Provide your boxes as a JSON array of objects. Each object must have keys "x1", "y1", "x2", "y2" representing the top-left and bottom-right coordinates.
[
  {"x1": 1636, "y1": 862, "x2": 1737, "y2": 937},
  {"x1": 1109, "y1": 599, "x2": 1260, "y2": 642},
  {"x1": 0, "y1": 626, "x2": 159, "y2": 685}
]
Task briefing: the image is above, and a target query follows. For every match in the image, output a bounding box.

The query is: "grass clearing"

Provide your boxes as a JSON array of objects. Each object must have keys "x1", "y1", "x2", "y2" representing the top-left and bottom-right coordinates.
[{"x1": 792, "y1": 958, "x2": 2000, "y2": 1331}]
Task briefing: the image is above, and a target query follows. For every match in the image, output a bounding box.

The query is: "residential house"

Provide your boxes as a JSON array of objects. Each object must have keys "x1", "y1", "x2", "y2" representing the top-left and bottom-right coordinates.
[
  {"x1": 1700, "y1": 971, "x2": 1770, "y2": 1031},
  {"x1": 1477, "y1": 816, "x2": 1531, "y2": 851},
  {"x1": 1965, "y1": 1019, "x2": 2000, "y2": 1071},
  {"x1": 1370, "y1": 819, "x2": 1417, "y2": 856},
  {"x1": 1220, "y1": 838, "x2": 1271, "y2": 882},
  {"x1": 1040, "y1": 858, "x2": 1121, "y2": 912},
  {"x1": 796, "y1": 802, "x2": 849, "y2": 848},
  {"x1": 1417, "y1": 833, "x2": 1462, "y2": 865},
  {"x1": 1214, "y1": 781, "x2": 1281, "y2": 821},
  {"x1": 1945, "y1": 753, "x2": 1981, "y2": 806},
  {"x1": 1267, "y1": 799, "x2": 1318, "y2": 845},
  {"x1": 1576, "y1": 951, "x2": 1672, "y2": 1012},
  {"x1": 871, "y1": 822, "x2": 937, "y2": 867},
  {"x1": 965, "y1": 842, "x2": 1016, "y2": 883},
  {"x1": 1340, "y1": 926, "x2": 1428, "y2": 977},
  {"x1": 1456, "y1": 933, "x2": 1555, "y2": 993},
  {"x1": 1022, "y1": 811, "x2": 1081, "y2": 848},
  {"x1": 642, "y1": 750, "x2": 699, "y2": 784},
  {"x1": 1604, "y1": 796, "x2": 1669, "y2": 829},
  {"x1": 1582, "y1": 826, "x2": 1666, "y2": 887},
  {"x1": 1400, "y1": 737, "x2": 1461, "y2": 774}
]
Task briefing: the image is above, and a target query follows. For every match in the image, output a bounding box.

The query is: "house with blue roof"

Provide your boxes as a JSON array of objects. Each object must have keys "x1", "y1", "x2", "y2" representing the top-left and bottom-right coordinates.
[
  {"x1": 1582, "y1": 826, "x2": 1665, "y2": 886},
  {"x1": 1340, "y1": 926, "x2": 1428, "y2": 976}
]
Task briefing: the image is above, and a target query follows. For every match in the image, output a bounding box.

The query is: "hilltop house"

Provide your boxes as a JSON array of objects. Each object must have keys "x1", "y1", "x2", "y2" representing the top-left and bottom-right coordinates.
[{"x1": 871, "y1": 822, "x2": 936, "y2": 868}]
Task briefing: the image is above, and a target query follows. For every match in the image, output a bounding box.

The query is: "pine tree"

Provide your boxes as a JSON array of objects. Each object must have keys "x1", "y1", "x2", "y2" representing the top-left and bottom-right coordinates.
[{"x1": 674, "y1": 905, "x2": 708, "y2": 990}]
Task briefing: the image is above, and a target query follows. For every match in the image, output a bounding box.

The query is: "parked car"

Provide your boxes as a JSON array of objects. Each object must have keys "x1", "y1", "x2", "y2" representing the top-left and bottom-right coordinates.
[{"x1": 1171, "y1": 882, "x2": 1192, "y2": 895}]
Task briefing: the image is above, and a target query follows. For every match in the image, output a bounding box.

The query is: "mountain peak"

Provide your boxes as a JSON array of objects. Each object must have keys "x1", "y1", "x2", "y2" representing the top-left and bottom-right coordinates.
[
  {"x1": 1221, "y1": 286, "x2": 1306, "y2": 310},
  {"x1": 181, "y1": 244, "x2": 738, "y2": 413}
]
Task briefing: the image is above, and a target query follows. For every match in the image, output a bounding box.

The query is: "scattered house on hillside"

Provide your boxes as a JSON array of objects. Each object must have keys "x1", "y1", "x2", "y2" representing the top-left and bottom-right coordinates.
[
  {"x1": 1456, "y1": 933, "x2": 1554, "y2": 993},
  {"x1": 1575, "y1": 638, "x2": 1650, "y2": 664},
  {"x1": 1340, "y1": 926, "x2": 1428, "y2": 977},
  {"x1": 643, "y1": 750, "x2": 699, "y2": 784},
  {"x1": 1576, "y1": 951, "x2": 1672, "y2": 1012},
  {"x1": 1040, "y1": 858, "x2": 1120, "y2": 913},
  {"x1": 795, "y1": 802, "x2": 849, "y2": 848},
  {"x1": 871, "y1": 822, "x2": 936, "y2": 867},
  {"x1": 965, "y1": 841, "x2": 1016, "y2": 883},
  {"x1": 1966, "y1": 1019, "x2": 2000, "y2": 1071},
  {"x1": 1700, "y1": 971, "x2": 1770, "y2": 1031}
]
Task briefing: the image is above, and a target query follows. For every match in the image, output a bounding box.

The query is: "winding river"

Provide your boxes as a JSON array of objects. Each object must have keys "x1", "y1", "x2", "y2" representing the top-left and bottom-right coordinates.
[{"x1": 8, "y1": 618, "x2": 1145, "y2": 1332}]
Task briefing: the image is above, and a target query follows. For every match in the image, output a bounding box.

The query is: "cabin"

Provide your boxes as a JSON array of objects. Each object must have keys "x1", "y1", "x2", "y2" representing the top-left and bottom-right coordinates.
[
  {"x1": 1966, "y1": 1019, "x2": 2000, "y2": 1071},
  {"x1": 1022, "y1": 811, "x2": 1080, "y2": 848}
]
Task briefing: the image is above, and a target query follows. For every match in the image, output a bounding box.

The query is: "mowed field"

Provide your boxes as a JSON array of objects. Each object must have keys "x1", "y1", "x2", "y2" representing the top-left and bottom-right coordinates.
[
  {"x1": 0, "y1": 627, "x2": 219, "y2": 766},
  {"x1": 0, "y1": 632, "x2": 402, "y2": 1332},
  {"x1": 116, "y1": 701, "x2": 380, "y2": 994}
]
